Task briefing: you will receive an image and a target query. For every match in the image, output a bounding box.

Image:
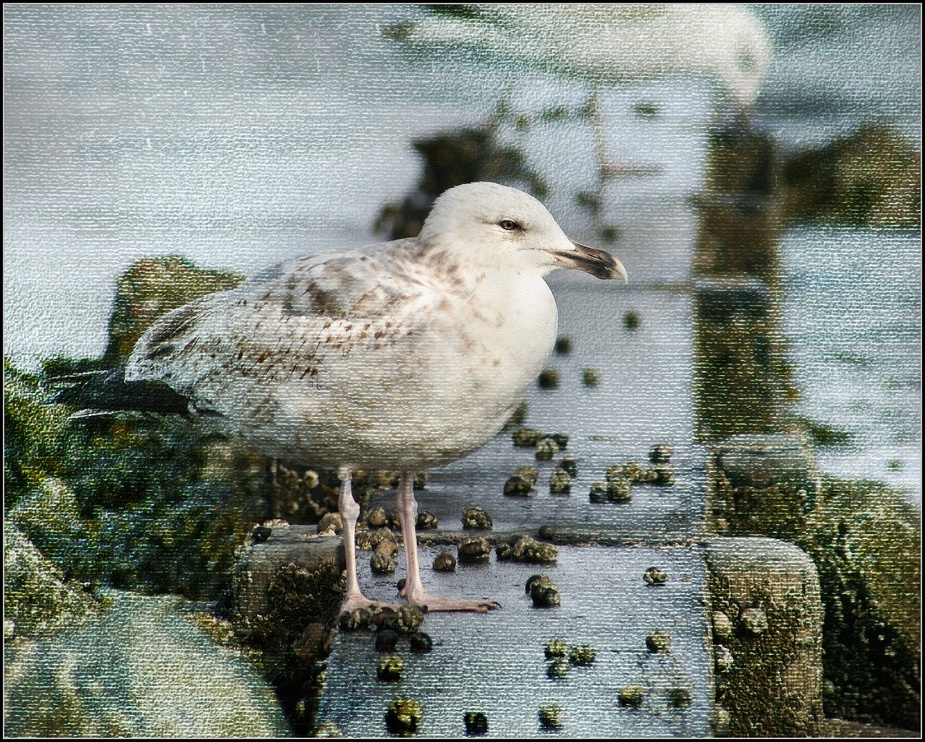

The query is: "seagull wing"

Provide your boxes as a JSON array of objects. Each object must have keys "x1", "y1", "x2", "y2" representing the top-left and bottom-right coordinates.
[{"x1": 126, "y1": 240, "x2": 435, "y2": 419}]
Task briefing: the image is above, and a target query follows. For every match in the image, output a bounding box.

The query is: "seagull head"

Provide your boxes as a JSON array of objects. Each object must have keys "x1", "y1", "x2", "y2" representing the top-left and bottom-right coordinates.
[{"x1": 418, "y1": 182, "x2": 627, "y2": 282}]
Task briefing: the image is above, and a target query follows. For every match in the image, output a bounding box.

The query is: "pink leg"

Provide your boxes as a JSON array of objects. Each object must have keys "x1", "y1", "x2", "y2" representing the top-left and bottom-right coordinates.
[
  {"x1": 338, "y1": 466, "x2": 393, "y2": 613},
  {"x1": 396, "y1": 471, "x2": 499, "y2": 612}
]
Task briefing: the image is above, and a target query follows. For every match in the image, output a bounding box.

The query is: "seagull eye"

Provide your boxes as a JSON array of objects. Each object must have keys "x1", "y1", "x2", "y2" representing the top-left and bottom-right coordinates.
[{"x1": 499, "y1": 219, "x2": 520, "y2": 231}]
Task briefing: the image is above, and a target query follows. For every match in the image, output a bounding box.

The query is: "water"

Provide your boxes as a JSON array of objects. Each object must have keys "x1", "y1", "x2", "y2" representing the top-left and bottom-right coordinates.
[
  {"x1": 4, "y1": 5, "x2": 919, "y2": 500},
  {"x1": 781, "y1": 227, "x2": 922, "y2": 503}
]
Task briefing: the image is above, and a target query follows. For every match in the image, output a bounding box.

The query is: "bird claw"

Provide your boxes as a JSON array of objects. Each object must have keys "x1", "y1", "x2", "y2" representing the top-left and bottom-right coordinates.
[
  {"x1": 341, "y1": 595, "x2": 398, "y2": 614},
  {"x1": 403, "y1": 591, "x2": 501, "y2": 613}
]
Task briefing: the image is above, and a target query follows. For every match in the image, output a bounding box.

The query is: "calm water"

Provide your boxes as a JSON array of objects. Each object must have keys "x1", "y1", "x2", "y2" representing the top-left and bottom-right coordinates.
[
  {"x1": 4, "y1": 4, "x2": 919, "y2": 505},
  {"x1": 781, "y1": 227, "x2": 922, "y2": 503}
]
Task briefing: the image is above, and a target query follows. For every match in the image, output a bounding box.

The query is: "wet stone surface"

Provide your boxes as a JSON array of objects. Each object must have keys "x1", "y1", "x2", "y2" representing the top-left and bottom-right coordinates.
[
  {"x1": 317, "y1": 545, "x2": 711, "y2": 737},
  {"x1": 315, "y1": 282, "x2": 712, "y2": 736}
]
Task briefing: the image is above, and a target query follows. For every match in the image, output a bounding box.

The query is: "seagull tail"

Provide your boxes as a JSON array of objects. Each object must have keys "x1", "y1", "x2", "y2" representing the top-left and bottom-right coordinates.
[{"x1": 44, "y1": 367, "x2": 192, "y2": 417}]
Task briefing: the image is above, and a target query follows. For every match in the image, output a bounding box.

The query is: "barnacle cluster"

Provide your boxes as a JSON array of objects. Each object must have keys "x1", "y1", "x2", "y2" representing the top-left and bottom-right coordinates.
[
  {"x1": 496, "y1": 535, "x2": 557, "y2": 565},
  {"x1": 461, "y1": 505, "x2": 493, "y2": 530}
]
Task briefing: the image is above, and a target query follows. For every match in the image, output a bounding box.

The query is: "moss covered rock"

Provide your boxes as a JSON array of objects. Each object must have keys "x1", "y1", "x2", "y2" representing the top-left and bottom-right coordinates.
[
  {"x1": 782, "y1": 124, "x2": 921, "y2": 229},
  {"x1": 103, "y1": 255, "x2": 244, "y2": 364},
  {"x1": 4, "y1": 520, "x2": 101, "y2": 638},
  {"x1": 797, "y1": 476, "x2": 920, "y2": 730}
]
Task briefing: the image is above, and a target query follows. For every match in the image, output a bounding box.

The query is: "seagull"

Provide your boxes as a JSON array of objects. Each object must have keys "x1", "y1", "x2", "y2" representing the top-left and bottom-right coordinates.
[
  {"x1": 388, "y1": 4, "x2": 771, "y2": 111},
  {"x1": 55, "y1": 182, "x2": 627, "y2": 613}
]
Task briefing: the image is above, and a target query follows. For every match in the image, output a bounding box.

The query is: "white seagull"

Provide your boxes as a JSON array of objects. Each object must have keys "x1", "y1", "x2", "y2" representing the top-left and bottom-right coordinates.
[
  {"x1": 60, "y1": 182, "x2": 627, "y2": 613},
  {"x1": 389, "y1": 4, "x2": 771, "y2": 110}
]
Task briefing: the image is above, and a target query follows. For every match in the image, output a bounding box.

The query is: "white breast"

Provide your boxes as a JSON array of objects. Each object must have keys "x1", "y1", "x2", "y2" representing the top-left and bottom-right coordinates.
[{"x1": 253, "y1": 271, "x2": 558, "y2": 470}]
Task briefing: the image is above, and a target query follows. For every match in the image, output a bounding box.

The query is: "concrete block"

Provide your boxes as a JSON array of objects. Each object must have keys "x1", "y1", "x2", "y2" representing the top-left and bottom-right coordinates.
[
  {"x1": 708, "y1": 434, "x2": 820, "y2": 539},
  {"x1": 702, "y1": 537, "x2": 824, "y2": 737},
  {"x1": 231, "y1": 526, "x2": 344, "y2": 635}
]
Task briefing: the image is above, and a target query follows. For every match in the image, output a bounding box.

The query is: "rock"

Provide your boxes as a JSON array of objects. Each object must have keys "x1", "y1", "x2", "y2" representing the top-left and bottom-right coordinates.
[
  {"x1": 230, "y1": 527, "x2": 343, "y2": 647},
  {"x1": 782, "y1": 123, "x2": 920, "y2": 229},
  {"x1": 103, "y1": 255, "x2": 245, "y2": 364},
  {"x1": 797, "y1": 476, "x2": 921, "y2": 729},
  {"x1": 709, "y1": 434, "x2": 820, "y2": 540},
  {"x1": 3, "y1": 520, "x2": 101, "y2": 637},
  {"x1": 3, "y1": 590, "x2": 290, "y2": 737}
]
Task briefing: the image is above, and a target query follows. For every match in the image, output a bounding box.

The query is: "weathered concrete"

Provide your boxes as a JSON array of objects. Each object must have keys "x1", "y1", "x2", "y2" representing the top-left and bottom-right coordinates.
[
  {"x1": 230, "y1": 525, "x2": 344, "y2": 735},
  {"x1": 702, "y1": 537, "x2": 824, "y2": 737},
  {"x1": 693, "y1": 276, "x2": 791, "y2": 442},
  {"x1": 231, "y1": 526, "x2": 344, "y2": 631},
  {"x1": 707, "y1": 433, "x2": 820, "y2": 540},
  {"x1": 317, "y1": 544, "x2": 712, "y2": 738}
]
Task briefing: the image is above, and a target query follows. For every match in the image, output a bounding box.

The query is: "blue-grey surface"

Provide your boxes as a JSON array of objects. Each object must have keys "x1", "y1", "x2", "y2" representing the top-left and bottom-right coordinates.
[
  {"x1": 369, "y1": 279, "x2": 704, "y2": 539},
  {"x1": 319, "y1": 545, "x2": 711, "y2": 738},
  {"x1": 782, "y1": 227, "x2": 922, "y2": 502}
]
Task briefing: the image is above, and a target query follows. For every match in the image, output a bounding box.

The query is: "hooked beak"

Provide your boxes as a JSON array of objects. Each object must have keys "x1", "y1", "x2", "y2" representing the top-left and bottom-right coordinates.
[{"x1": 550, "y1": 241, "x2": 628, "y2": 282}]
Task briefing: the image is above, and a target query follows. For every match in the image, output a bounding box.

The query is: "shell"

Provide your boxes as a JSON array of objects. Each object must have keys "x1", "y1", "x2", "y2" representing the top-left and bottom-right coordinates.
[
  {"x1": 370, "y1": 552, "x2": 396, "y2": 575},
  {"x1": 512, "y1": 428, "x2": 543, "y2": 447},
  {"x1": 549, "y1": 468, "x2": 572, "y2": 494},
  {"x1": 432, "y1": 549, "x2": 457, "y2": 572},
  {"x1": 648, "y1": 443, "x2": 674, "y2": 463},
  {"x1": 375, "y1": 629, "x2": 399, "y2": 653},
  {"x1": 646, "y1": 629, "x2": 671, "y2": 654},
  {"x1": 535, "y1": 437, "x2": 560, "y2": 460},
  {"x1": 618, "y1": 685, "x2": 646, "y2": 707},
  {"x1": 568, "y1": 645, "x2": 596, "y2": 666},
  {"x1": 643, "y1": 567, "x2": 668, "y2": 586},
  {"x1": 607, "y1": 476, "x2": 633, "y2": 502},
  {"x1": 544, "y1": 638, "x2": 568, "y2": 659},
  {"x1": 739, "y1": 606, "x2": 768, "y2": 635},
  {"x1": 556, "y1": 456, "x2": 579, "y2": 476},
  {"x1": 377, "y1": 654, "x2": 405, "y2": 681},
  {"x1": 712, "y1": 611, "x2": 733, "y2": 639},
  {"x1": 537, "y1": 368, "x2": 560, "y2": 389},
  {"x1": 461, "y1": 505, "x2": 493, "y2": 530},
  {"x1": 385, "y1": 698, "x2": 423, "y2": 735},
  {"x1": 546, "y1": 659, "x2": 570, "y2": 678},
  {"x1": 538, "y1": 704, "x2": 564, "y2": 730},
  {"x1": 463, "y1": 711, "x2": 488, "y2": 735},
  {"x1": 582, "y1": 368, "x2": 600, "y2": 387},
  {"x1": 458, "y1": 537, "x2": 492, "y2": 563},
  {"x1": 409, "y1": 630, "x2": 433, "y2": 653}
]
